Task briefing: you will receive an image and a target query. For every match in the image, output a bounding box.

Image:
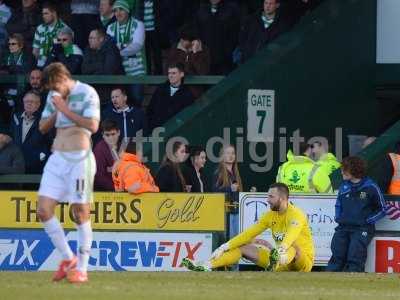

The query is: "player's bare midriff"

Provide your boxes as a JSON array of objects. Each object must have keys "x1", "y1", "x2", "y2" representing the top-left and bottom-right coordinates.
[{"x1": 52, "y1": 126, "x2": 91, "y2": 151}]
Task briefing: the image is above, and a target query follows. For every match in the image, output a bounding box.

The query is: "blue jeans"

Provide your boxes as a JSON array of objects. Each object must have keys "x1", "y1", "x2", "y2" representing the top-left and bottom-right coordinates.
[
  {"x1": 229, "y1": 213, "x2": 239, "y2": 239},
  {"x1": 229, "y1": 213, "x2": 239, "y2": 270}
]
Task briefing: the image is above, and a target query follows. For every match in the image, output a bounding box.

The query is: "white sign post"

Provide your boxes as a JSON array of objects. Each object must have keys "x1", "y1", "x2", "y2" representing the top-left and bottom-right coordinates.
[{"x1": 247, "y1": 89, "x2": 275, "y2": 142}]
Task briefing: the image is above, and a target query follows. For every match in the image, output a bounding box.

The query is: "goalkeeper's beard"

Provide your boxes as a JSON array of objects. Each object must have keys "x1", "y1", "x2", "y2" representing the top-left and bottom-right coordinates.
[{"x1": 270, "y1": 203, "x2": 280, "y2": 211}]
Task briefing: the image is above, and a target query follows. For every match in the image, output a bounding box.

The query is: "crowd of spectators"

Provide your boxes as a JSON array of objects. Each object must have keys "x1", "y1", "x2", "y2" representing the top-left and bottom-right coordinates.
[{"x1": 0, "y1": 0, "x2": 321, "y2": 180}]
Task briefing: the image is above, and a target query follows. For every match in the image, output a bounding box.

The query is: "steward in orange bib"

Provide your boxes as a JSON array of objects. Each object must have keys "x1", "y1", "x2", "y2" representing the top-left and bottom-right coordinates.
[
  {"x1": 112, "y1": 140, "x2": 159, "y2": 194},
  {"x1": 379, "y1": 142, "x2": 400, "y2": 194}
]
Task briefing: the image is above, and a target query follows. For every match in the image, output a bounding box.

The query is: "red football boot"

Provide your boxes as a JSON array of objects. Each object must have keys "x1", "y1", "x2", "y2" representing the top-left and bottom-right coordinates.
[{"x1": 52, "y1": 256, "x2": 78, "y2": 282}]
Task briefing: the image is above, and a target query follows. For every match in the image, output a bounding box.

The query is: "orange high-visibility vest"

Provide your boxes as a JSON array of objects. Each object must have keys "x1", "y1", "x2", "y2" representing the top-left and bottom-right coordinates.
[
  {"x1": 112, "y1": 152, "x2": 159, "y2": 194},
  {"x1": 388, "y1": 153, "x2": 400, "y2": 195}
]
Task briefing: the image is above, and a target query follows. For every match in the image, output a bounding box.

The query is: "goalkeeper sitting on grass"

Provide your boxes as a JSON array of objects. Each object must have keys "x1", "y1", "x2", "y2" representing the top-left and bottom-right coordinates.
[{"x1": 183, "y1": 182, "x2": 315, "y2": 272}]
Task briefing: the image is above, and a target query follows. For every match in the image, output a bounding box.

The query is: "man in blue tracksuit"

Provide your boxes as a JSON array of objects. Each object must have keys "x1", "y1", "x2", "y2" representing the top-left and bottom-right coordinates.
[{"x1": 327, "y1": 156, "x2": 386, "y2": 272}]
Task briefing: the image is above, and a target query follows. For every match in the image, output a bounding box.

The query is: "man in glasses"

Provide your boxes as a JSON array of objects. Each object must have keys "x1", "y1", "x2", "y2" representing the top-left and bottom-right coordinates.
[
  {"x1": 32, "y1": 1, "x2": 70, "y2": 68},
  {"x1": 45, "y1": 27, "x2": 83, "y2": 74}
]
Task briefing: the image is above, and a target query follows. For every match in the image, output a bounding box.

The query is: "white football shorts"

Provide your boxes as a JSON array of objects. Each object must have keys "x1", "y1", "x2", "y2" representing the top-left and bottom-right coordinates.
[{"x1": 38, "y1": 150, "x2": 96, "y2": 204}]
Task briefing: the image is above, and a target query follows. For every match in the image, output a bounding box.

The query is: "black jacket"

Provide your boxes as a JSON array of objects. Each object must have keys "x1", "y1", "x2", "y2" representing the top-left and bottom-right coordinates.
[
  {"x1": 156, "y1": 164, "x2": 184, "y2": 192},
  {"x1": 147, "y1": 82, "x2": 194, "y2": 132},
  {"x1": 182, "y1": 164, "x2": 210, "y2": 193},
  {"x1": 81, "y1": 35, "x2": 124, "y2": 75},
  {"x1": 239, "y1": 10, "x2": 291, "y2": 62},
  {"x1": 0, "y1": 141, "x2": 25, "y2": 174},
  {"x1": 10, "y1": 111, "x2": 52, "y2": 174},
  {"x1": 1, "y1": 50, "x2": 35, "y2": 75},
  {"x1": 102, "y1": 106, "x2": 146, "y2": 140},
  {"x1": 45, "y1": 44, "x2": 83, "y2": 74},
  {"x1": 195, "y1": 1, "x2": 240, "y2": 74}
]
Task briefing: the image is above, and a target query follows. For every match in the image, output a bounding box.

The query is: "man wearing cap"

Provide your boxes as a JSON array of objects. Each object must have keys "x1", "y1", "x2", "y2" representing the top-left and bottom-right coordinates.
[
  {"x1": 0, "y1": 127, "x2": 25, "y2": 175},
  {"x1": 106, "y1": 0, "x2": 146, "y2": 104}
]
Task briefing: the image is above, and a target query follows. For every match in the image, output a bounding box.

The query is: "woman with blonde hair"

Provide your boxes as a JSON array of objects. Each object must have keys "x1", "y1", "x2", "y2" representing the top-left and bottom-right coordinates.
[
  {"x1": 213, "y1": 144, "x2": 243, "y2": 249},
  {"x1": 213, "y1": 144, "x2": 243, "y2": 193}
]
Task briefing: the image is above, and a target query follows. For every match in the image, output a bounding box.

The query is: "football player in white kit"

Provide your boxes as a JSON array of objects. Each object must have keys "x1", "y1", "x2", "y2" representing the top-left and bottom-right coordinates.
[{"x1": 37, "y1": 63, "x2": 100, "y2": 283}]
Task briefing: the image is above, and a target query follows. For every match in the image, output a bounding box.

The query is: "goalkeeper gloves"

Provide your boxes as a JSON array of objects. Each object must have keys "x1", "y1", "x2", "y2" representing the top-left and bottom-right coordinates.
[
  {"x1": 210, "y1": 243, "x2": 229, "y2": 260},
  {"x1": 266, "y1": 246, "x2": 288, "y2": 271}
]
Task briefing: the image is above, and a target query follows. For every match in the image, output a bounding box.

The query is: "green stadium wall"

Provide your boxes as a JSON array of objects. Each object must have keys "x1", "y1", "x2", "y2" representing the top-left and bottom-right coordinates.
[{"x1": 144, "y1": 0, "x2": 379, "y2": 191}]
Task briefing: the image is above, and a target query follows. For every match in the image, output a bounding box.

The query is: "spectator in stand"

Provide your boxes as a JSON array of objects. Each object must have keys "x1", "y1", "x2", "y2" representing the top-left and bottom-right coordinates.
[
  {"x1": 147, "y1": 62, "x2": 194, "y2": 132},
  {"x1": 70, "y1": 0, "x2": 102, "y2": 50},
  {"x1": 136, "y1": 0, "x2": 162, "y2": 75},
  {"x1": 107, "y1": 0, "x2": 146, "y2": 105},
  {"x1": 0, "y1": 33, "x2": 35, "y2": 112},
  {"x1": 102, "y1": 87, "x2": 146, "y2": 142},
  {"x1": 213, "y1": 144, "x2": 243, "y2": 239},
  {"x1": 195, "y1": 0, "x2": 240, "y2": 75},
  {"x1": 326, "y1": 156, "x2": 386, "y2": 272},
  {"x1": 112, "y1": 139, "x2": 159, "y2": 194},
  {"x1": 10, "y1": 90, "x2": 51, "y2": 174},
  {"x1": 183, "y1": 145, "x2": 210, "y2": 193},
  {"x1": 27, "y1": 68, "x2": 43, "y2": 91},
  {"x1": 32, "y1": 2, "x2": 71, "y2": 68},
  {"x1": 99, "y1": 0, "x2": 116, "y2": 28},
  {"x1": 94, "y1": 119, "x2": 122, "y2": 191},
  {"x1": 239, "y1": 0, "x2": 291, "y2": 62},
  {"x1": 156, "y1": 140, "x2": 188, "y2": 192},
  {"x1": 1, "y1": 33, "x2": 35, "y2": 75},
  {"x1": 213, "y1": 144, "x2": 243, "y2": 193},
  {"x1": 167, "y1": 25, "x2": 210, "y2": 99},
  {"x1": 45, "y1": 27, "x2": 83, "y2": 74},
  {"x1": 23, "y1": 68, "x2": 47, "y2": 110},
  {"x1": 0, "y1": 0, "x2": 11, "y2": 58},
  {"x1": 6, "y1": 0, "x2": 42, "y2": 54},
  {"x1": 0, "y1": 126, "x2": 25, "y2": 175},
  {"x1": 81, "y1": 27, "x2": 124, "y2": 105},
  {"x1": 276, "y1": 143, "x2": 333, "y2": 193},
  {"x1": 82, "y1": 28, "x2": 123, "y2": 75},
  {"x1": 311, "y1": 139, "x2": 341, "y2": 176}
]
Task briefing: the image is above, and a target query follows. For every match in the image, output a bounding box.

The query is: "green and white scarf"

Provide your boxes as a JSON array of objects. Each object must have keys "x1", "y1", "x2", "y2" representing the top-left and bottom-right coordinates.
[
  {"x1": 6, "y1": 51, "x2": 23, "y2": 67},
  {"x1": 33, "y1": 19, "x2": 68, "y2": 67},
  {"x1": 261, "y1": 14, "x2": 274, "y2": 29},
  {"x1": 110, "y1": 17, "x2": 146, "y2": 76}
]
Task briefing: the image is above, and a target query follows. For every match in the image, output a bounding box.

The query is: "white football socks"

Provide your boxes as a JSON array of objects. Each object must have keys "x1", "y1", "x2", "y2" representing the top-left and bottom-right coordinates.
[
  {"x1": 76, "y1": 221, "x2": 93, "y2": 273},
  {"x1": 43, "y1": 216, "x2": 74, "y2": 260}
]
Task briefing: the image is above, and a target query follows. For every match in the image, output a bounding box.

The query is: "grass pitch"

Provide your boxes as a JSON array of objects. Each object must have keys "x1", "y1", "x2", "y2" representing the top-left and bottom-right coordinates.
[{"x1": 1, "y1": 272, "x2": 399, "y2": 300}]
